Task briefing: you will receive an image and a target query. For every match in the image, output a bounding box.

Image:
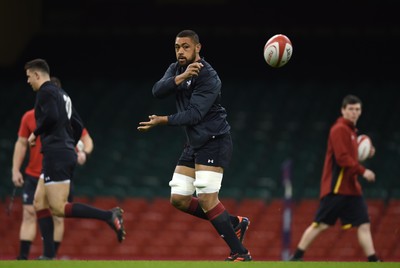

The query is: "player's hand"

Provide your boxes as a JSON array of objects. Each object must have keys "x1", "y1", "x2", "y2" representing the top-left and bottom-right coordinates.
[
  {"x1": 138, "y1": 115, "x2": 167, "y2": 132},
  {"x1": 77, "y1": 151, "x2": 87, "y2": 165},
  {"x1": 28, "y1": 133, "x2": 36, "y2": 147},
  {"x1": 369, "y1": 145, "x2": 376, "y2": 158},
  {"x1": 12, "y1": 170, "x2": 24, "y2": 187},
  {"x1": 182, "y1": 62, "x2": 204, "y2": 79},
  {"x1": 363, "y1": 169, "x2": 376, "y2": 182}
]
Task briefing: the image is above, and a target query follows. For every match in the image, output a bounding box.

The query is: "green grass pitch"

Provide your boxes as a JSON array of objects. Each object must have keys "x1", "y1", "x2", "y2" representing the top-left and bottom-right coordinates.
[{"x1": 0, "y1": 261, "x2": 397, "y2": 268}]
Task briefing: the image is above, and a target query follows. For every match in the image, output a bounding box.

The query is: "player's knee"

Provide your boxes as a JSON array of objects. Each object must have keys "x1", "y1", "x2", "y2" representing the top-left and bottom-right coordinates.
[
  {"x1": 49, "y1": 204, "x2": 65, "y2": 217},
  {"x1": 169, "y1": 173, "x2": 195, "y2": 196},
  {"x1": 194, "y1": 170, "x2": 222, "y2": 194},
  {"x1": 52, "y1": 215, "x2": 64, "y2": 226},
  {"x1": 23, "y1": 206, "x2": 36, "y2": 222},
  {"x1": 170, "y1": 194, "x2": 191, "y2": 210},
  {"x1": 33, "y1": 198, "x2": 44, "y2": 211}
]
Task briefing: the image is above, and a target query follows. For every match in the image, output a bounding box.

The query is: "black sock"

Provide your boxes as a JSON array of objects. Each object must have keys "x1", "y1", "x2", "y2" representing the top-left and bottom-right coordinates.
[
  {"x1": 37, "y1": 209, "x2": 55, "y2": 258},
  {"x1": 293, "y1": 248, "x2": 305, "y2": 259},
  {"x1": 18, "y1": 240, "x2": 31, "y2": 260},
  {"x1": 54, "y1": 241, "x2": 61, "y2": 256},
  {"x1": 207, "y1": 203, "x2": 247, "y2": 254},
  {"x1": 367, "y1": 254, "x2": 380, "y2": 262},
  {"x1": 64, "y1": 203, "x2": 112, "y2": 220}
]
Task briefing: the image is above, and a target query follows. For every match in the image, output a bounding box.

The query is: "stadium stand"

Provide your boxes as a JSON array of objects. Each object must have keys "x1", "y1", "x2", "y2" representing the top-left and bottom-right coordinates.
[
  {"x1": 0, "y1": 2, "x2": 399, "y2": 259},
  {"x1": 1, "y1": 197, "x2": 399, "y2": 261}
]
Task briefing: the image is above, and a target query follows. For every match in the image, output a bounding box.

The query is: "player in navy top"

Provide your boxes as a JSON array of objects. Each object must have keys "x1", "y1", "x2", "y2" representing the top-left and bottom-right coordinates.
[
  {"x1": 138, "y1": 30, "x2": 251, "y2": 261},
  {"x1": 25, "y1": 58, "x2": 125, "y2": 259}
]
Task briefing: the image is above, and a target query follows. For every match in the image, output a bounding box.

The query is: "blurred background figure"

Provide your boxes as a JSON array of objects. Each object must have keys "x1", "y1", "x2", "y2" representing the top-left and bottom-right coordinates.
[{"x1": 11, "y1": 76, "x2": 94, "y2": 260}]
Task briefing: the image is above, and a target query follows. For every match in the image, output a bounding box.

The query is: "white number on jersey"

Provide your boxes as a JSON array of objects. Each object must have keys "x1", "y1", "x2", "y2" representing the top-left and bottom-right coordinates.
[{"x1": 63, "y1": 94, "x2": 72, "y2": 119}]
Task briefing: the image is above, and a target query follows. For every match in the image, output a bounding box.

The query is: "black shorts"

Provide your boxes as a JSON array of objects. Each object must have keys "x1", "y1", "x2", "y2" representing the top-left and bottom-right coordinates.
[
  {"x1": 42, "y1": 150, "x2": 77, "y2": 184},
  {"x1": 22, "y1": 174, "x2": 74, "y2": 204},
  {"x1": 177, "y1": 133, "x2": 233, "y2": 169},
  {"x1": 314, "y1": 193, "x2": 370, "y2": 228},
  {"x1": 22, "y1": 175, "x2": 39, "y2": 205}
]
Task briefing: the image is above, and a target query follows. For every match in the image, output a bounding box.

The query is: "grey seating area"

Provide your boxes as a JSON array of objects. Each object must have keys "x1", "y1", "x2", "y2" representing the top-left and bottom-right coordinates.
[{"x1": 1, "y1": 76, "x2": 399, "y2": 202}]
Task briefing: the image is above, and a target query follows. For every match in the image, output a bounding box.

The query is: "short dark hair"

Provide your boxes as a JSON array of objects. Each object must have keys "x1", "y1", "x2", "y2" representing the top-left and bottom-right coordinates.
[
  {"x1": 342, "y1": 94, "x2": 362, "y2": 108},
  {"x1": 176, "y1": 30, "x2": 200, "y2": 44},
  {"x1": 50, "y1": 76, "x2": 62, "y2": 88},
  {"x1": 24, "y1": 58, "x2": 50, "y2": 74}
]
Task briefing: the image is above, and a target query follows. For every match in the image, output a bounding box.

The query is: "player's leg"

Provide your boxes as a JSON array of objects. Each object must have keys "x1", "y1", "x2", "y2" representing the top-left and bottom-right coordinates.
[
  {"x1": 196, "y1": 134, "x2": 250, "y2": 261},
  {"x1": 169, "y1": 165, "x2": 197, "y2": 211},
  {"x1": 52, "y1": 181, "x2": 74, "y2": 256},
  {"x1": 346, "y1": 196, "x2": 381, "y2": 262},
  {"x1": 194, "y1": 164, "x2": 251, "y2": 261},
  {"x1": 290, "y1": 222, "x2": 329, "y2": 261},
  {"x1": 33, "y1": 175, "x2": 55, "y2": 259},
  {"x1": 357, "y1": 223, "x2": 377, "y2": 256},
  {"x1": 17, "y1": 176, "x2": 38, "y2": 260},
  {"x1": 46, "y1": 177, "x2": 126, "y2": 243},
  {"x1": 52, "y1": 216, "x2": 64, "y2": 255},
  {"x1": 290, "y1": 194, "x2": 339, "y2": 261},
  {"x1": 45, "y1": 150, "x2": 126, "y2": 243},
  {"x1": 169, "y1": 144, "x2": 249, "y2": 242}
]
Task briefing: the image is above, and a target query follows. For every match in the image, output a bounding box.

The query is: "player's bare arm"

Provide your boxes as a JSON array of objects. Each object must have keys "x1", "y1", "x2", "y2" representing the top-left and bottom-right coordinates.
[
  {"x1": 12, "y1": 137, "x2": 29, "y2": 187},
  {"x1": 28, "y1": 133, "x2": 37, "y2": 147},
  {"x1": 138, "y1": 115, "x2": 168, "y2": 132}
]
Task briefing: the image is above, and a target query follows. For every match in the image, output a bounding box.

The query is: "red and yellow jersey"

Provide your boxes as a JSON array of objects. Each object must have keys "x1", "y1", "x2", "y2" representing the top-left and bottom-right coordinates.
[
  {"x1": 319, "y1": 117, "x2": 366, "y2": 198},
  {"x1": 18, "y1": 109, "x2": 89, "y2": 179}
]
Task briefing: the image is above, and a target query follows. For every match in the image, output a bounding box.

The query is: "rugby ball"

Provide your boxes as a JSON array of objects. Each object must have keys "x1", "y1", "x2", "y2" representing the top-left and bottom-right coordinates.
[
  {"x1": 263, "y1": 34, "x2": 293, "y2": 68},
  {"x1": 357, "y1": 135, "x2": 372, "y2": 162}
]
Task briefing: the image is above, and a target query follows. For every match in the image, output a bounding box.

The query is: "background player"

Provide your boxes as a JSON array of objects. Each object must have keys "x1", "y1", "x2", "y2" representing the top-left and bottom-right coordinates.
[
  {"x1": 12, "y1": 77, "x2": 94, "y2": 260},
  {"x1": 289, "y1": 95, "x2": 381, "y2": 262},
  {"x1": 25, "y1": 58, "x2": 125, "y2": 259}
]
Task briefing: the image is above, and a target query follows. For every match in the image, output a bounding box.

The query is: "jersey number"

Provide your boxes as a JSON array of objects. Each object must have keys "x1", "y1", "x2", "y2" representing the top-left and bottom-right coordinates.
[{"x1": 63, "y1": 95, "x2": 72, "y2": 119}]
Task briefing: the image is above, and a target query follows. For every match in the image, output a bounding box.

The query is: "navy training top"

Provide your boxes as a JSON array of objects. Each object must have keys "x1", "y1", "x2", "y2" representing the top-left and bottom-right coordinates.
[
  {"x1": 34, "y1": 81, "x2": 83, "y2": 153},
  {"x1": 152, "y1": 58, "x2": 231, "y2": 148}
]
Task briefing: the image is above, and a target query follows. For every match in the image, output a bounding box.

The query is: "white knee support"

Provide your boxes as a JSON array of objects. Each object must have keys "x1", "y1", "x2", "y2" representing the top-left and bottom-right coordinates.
[
  {"x1": 169, "y1": 173, "x2": 196, "y2": 195},
  {"x1": 193, "y1": 170, "x2": 223, "y2": 194}
]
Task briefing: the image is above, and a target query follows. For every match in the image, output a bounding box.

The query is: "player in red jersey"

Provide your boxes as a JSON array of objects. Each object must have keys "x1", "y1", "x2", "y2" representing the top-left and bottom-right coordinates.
[{"x1": 290, "y1": 95, "x2": 381, "y2": 262}]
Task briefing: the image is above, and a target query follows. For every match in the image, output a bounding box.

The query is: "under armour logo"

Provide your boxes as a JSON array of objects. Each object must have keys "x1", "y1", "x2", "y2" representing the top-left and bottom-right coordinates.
[
  {"x1": 186, "y1": 80, "x2": 192, "y2": 87},
  {"x1": 208, "y1": 159, "x2": 214, "y2": 164},
  {"x1": 44, "y1": 176, "x2": 50, "y2": 181}
]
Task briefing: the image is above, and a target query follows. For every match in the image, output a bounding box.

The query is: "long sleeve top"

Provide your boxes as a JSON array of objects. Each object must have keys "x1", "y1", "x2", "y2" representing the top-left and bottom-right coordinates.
[
  {"x1": 152, "y1": 58, "x2": 230, "y2": 148},
  {"x1": 34, "y1": 81, "x2": 83, "y2": 153},
  {"x1": 320, "y1": 117, "x2": 366, "y2": 198}
]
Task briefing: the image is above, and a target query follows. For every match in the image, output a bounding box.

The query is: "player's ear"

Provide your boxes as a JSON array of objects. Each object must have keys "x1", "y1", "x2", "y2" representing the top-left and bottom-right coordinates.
[{"x1": 196, "y1": 43, "x2": 201, "y2": 53}]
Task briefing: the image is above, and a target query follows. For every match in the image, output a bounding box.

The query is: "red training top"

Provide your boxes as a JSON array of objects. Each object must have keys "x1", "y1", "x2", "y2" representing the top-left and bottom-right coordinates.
[{"x1": 319, "y1": 117, "x2": 366, "y2": 198}]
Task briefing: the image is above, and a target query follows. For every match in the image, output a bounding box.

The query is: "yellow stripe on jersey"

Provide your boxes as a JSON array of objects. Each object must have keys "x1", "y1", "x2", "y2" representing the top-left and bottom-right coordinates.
[
  {"x1": 342, "y1": 224, "x2": 352, "y2": 230},
  {"x1": 333, "y1": 167, "x2": 345, "y2": 194}
]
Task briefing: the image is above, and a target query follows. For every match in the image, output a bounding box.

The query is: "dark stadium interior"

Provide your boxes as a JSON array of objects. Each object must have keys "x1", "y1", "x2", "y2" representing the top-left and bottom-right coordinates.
[{"x1": 0, "y1": 0, "x2": 399, "y2": 261}]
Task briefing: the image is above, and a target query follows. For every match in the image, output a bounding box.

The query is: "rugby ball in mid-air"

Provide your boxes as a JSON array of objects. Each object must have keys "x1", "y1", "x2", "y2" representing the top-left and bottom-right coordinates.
[
  {"x1": 357, "y1": 135, "x2": 372, "y2": 162},
  {"x1": 263, "y1": 34, "x2": 293, "y2": 68}
]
